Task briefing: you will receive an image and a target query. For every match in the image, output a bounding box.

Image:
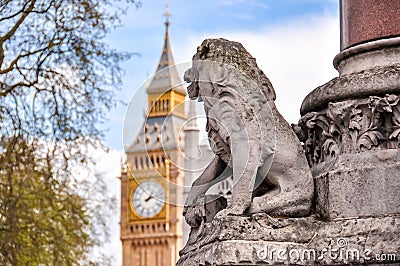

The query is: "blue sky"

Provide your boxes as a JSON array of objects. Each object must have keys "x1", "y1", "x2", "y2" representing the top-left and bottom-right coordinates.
[{"x1": 99, "y1": 0, "x2": 340, "y2": 264}]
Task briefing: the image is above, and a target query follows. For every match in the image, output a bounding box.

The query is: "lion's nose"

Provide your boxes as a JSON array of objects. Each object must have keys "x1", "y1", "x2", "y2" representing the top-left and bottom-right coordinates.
[{"x1": 184, "y1": 68, "x2": 192, "y2": 82}]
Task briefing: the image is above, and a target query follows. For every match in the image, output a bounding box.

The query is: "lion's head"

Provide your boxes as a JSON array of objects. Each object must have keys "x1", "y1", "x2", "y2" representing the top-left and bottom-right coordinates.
[{"x1": 184, "y1": 38, "x2": 276, "y2": 101}]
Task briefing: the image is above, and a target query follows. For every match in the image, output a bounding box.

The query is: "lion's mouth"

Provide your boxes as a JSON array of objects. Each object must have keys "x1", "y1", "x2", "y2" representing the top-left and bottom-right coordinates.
[{"x1": 187, "y1": 81, "x2": 194, "y2": 93}]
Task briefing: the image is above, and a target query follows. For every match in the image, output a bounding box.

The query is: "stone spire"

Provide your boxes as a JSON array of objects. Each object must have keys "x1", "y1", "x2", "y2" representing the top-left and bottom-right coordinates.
[{"x1": 146, "y1": 3, "x2": 185, "y2": 95}]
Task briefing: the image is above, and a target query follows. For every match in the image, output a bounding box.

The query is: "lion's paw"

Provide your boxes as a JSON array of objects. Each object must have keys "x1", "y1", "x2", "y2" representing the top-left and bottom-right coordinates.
[{"x1": 214, "y1": 205, "x2": 246, "y2": 220}]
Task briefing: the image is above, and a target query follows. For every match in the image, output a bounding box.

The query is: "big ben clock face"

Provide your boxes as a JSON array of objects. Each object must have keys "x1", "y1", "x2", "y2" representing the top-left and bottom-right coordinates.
[{"x1": 132, "y1": 181, "x2": 165, "y2": 218}]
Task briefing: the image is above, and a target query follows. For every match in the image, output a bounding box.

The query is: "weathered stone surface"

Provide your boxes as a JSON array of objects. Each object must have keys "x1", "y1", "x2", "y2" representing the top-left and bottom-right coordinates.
[
  {"x1": 334, "y1": 37, "x2": 400, "y2": 75},
  {"x1": 300, "y1": 64, "x2": 400, "y2": 116},
  {"x1": 314, "y1": 151, "x2": 400, "y2": 219},
  {"x1": 183, "y1": 195, "x2": 227, "y2": 248},
  {"x1": 177, "y1": 215, "x2": 400, "y2": 265}
]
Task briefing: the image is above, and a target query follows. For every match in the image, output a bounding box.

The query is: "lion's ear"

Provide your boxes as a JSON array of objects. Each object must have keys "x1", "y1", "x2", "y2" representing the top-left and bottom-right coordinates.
[{"x1": 210, "y1": 63, "x2": 228, "y2": 87}]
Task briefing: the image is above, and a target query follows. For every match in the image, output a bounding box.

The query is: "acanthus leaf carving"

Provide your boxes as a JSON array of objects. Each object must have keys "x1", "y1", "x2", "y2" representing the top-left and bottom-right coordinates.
[
  {"x1": 358, "y1": 130, "x2": 386, "y2": 150},
  {"x1": 298, "y1": 94, "x2": 400, "y2": 166},
  {"x1": 321, "y1": 138, "x2": 339, "y2": 158}
]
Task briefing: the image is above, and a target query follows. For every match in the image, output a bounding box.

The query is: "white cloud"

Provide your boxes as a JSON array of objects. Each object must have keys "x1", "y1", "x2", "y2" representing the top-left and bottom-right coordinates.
[
  {"x1": 217, "y1": 0, "x2": 269, "y2": 8},
  {"x1": 230, "y1": 14, "x2": 255, "y2": 20}
]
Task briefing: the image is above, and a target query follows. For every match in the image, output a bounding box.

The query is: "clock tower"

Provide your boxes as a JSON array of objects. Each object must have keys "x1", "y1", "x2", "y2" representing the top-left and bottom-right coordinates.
[{"x1": 120, "y1": 5, "x2": 186, "y2": 266}]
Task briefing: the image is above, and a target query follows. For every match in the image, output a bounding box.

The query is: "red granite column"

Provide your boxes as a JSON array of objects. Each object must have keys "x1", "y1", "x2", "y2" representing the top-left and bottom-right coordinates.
[{"x1": 340, "y1": 0, "x2": 400, "y2": 50}]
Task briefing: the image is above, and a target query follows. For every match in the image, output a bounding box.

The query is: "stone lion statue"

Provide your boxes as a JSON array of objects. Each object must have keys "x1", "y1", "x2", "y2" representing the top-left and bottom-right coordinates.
[{"x1": 183, "y1": 38, "x2": 313, "y2": 229}]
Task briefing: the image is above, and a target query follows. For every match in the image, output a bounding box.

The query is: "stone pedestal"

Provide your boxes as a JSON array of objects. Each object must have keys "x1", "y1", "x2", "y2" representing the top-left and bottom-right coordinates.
[{"x1": 177, "y1": 215, "x2": 400, "y2": 265}]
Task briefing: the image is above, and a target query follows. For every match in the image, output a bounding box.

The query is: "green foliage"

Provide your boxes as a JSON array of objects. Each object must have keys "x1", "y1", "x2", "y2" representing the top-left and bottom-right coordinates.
[
  {"x1": 0, "y1": 0, "x2": 139, "y2": 265},
  {"x1": 0, "y1": 138, "x2": 92, "y2": 265}
]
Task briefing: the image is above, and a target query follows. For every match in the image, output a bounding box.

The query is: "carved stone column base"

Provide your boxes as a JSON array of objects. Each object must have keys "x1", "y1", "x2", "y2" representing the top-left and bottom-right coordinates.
[{"x1": 177, "y1": 215, "x2": 400, "y2": 266}]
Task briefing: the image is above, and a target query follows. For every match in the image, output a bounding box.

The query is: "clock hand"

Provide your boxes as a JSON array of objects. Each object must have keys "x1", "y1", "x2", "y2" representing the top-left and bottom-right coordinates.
[{"x1": 145, "y1": 195, "x2": 153, "y2": 202}]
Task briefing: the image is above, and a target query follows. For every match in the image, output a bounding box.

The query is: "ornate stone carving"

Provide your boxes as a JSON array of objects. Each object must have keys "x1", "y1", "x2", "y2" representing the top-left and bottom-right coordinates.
[
  {"x1": 182, "y1": 38, "x2": 314, "y2": 252},
  {"x1": 297, "y1": 94, "x2": 400, "y2": 165}
]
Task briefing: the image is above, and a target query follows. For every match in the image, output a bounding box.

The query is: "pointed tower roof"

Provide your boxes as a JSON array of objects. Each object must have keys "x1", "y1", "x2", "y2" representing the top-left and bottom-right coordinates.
[
  {"x1": 127, "y1": 5, "x2": 186, "y2": 154},
  {"x1": 146, "y1": 4, "x2": 186, "y2": 95}
]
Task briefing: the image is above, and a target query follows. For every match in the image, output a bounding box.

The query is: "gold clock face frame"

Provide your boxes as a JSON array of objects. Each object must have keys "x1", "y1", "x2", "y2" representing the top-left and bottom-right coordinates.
[
  {"x1": 131, "y1": 181, "x2": 165, "y2": 218},
  {"x1": 128, "y1": 177, "x2": 168, "y2": 224}
]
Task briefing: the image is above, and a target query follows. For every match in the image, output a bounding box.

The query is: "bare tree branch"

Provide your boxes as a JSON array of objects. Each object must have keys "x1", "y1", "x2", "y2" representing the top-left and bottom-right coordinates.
[{"x1": 0, "y1": 1, "x2": 31, "y2": 23}]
